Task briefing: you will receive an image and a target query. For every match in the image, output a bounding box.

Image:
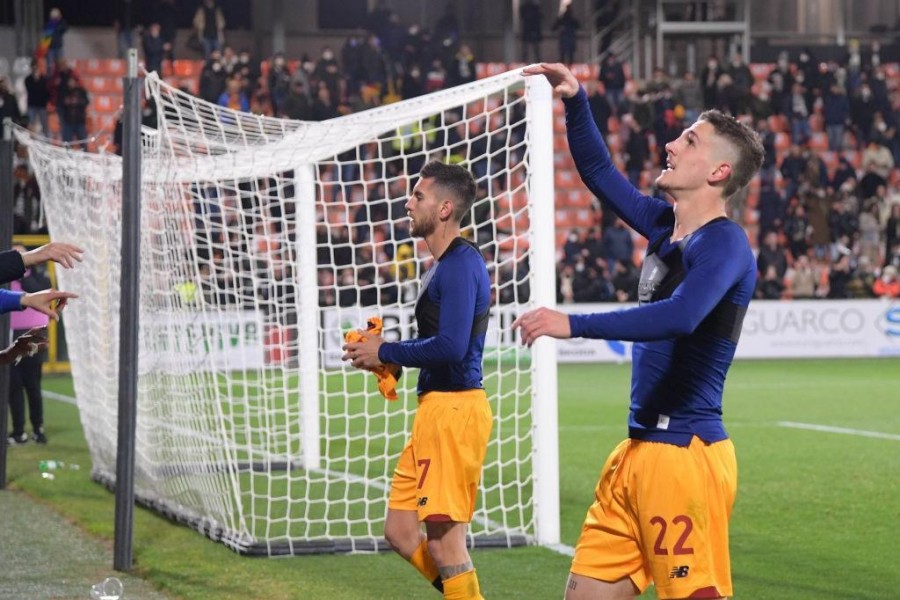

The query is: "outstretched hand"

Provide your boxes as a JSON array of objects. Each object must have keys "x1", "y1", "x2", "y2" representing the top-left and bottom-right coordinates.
[
  {"x1": 521, "y1": 63, "x2": 581, "y2": 99},
  {"x1": 21, "y1": 242, "x2": 85, "y2": 270},
  {"x1": 20, "y1": 289, "x2": 78, "y2": 321},
  {"x1": 0, "y1": 327, "x2": 49, "y2": 365},
  {"x1": 511, "y1": 307, "x2": 572, "y2": 347}
]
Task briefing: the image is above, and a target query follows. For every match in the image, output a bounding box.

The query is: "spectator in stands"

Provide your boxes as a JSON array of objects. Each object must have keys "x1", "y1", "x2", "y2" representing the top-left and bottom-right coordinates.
[
  {"x1": 142, "y1": 22, "x2": 167, "y2": 75},
  {"x1": 611, "y1": 260, "x2": 638, "y2": 302},
  {"x1": 12, "y1": 164, "x2": 42, "y2": 235},
  {"x1": 779, "y1": 142, "x2": 807, "y2": 202},
  {"x1": 757, "y1": 230, "x2": 789, "y2": 280},
  {"x1": 38, "y1": 8, "x2": 67, "y2": 74},
  {"x1": 341, "y1": 34, "x2": 366, "y2": 95},
  {"x1": 552, "y1": 5, "x2": 579, "y2": 65},
  {"x1": 217, "y1": 74, "x2": 249, "y2": 112},
  {"x1": 885, "y1": 203, "x2": 900, "y2": 266},
  {"x1": 869, "y1": 110, "x2": 896, "y2": 152},
  {"x1": 220, "y1": 45, "x2": 238, "y2": 74},
  {"x1": 873, "y1": 264, "x2": 900, "y2": 297},
  {"x1": 860, "y1": 139, "x2": 894, "y2": 199},
  {"x1": 756, "y1": 265, "x2": 785, "y2": 299},
  {"x1": 446, "y1": 43, "x2": 476, "y2": 88},
  {"x1": 599, "y1": 53, "x2": 626, "y2": 115},
  {"x1": 823, "y1": 83, "x2": 851, "y2": 152},
  {"x1": 831, "y1": 156, "x2": 857, "y2": 191},
  {"x1": 57, "y1": 77, "x2": 89, "y2": 149},
  {"x1": 0, "y1": 77, "x2": 23, "y2": 139},
  {"x1": 520, "y1": 0, "x2": 543, "y2": 62},
  {"x1": 784, "y1": 203, "x2": 811, "y2": 260},
  {"x1": 314, "y1": 46, "x2": 342, "y2": 104},
  {"x1": 826, "y1": 254, "x2": 854, "y2": 298},
  {"x1": 806, "y1": 186, "x2": 833, "y2": 260},
  {"x1": 828, "y1": 200, "x2": 859, "y2": 248},
  {"x1": 858, "y1": 198, "x2": 882, "y2": 266},
  {"x1": 268, "y1": 53, "x2": 292, "y2": 116},
  {"x1": 24, "y1": 59, "x2": 50, "y2": 136},
  {"x1": 198, "y1": 51, "x2": 227, "y2": 103},
  {"x1": 622, "y1": 113, "x2": 649, "y2": 189},
  {"x1": 788, "y1": 82, "x2": 811, "y2": 144},
  {"x1": 310, "y1": 83, "x2": 339, "y2": 121},
  {"x1": 234, "y1": 49, "x2": 260, "y2": 98},
  {"x1": 562, "y1": 229, "x2": 583, "y2": 265},
  {"x1": 601, "y1": 218, "x2": 633, "y2": 274},
  {"x1": 757, "y1": 175, "x2": 786, "y2": 240},
  {"x1": 283, "y1": 80, "x2": 312, "y2": 120},
  {"x1": 586, "y1": 81, "x2": 611, "y2": 138},
  {"x1": 784, "y1": 254, "x2": 817, "y2": 298},
  {"x1": 767, "y1": 52, "x2": 793, "y2": 116},
  {"x1": 756, "y1": 118, "x2": 777, "y2": 182},
  {"x1": 153, "y1": 0, "x2": 177, "y2": 61},
  {"x1": 749, "y1": 83, "x2": 774, "y2": 123},
  {"x1": 361, "y1": 33, "x2": 388, "y2": 92},
  {"x1": 851, "y1": 82, "x2": 877, "y2": 148},
  {"x1": 700, "y1": 55, "x2": 722, "y2": 109},
  {"x1": 193, "y1": 0, "x2": 225, "y2": 59},
  {"x1": 675, "y1": 70, "x2": 703, "y2": 124},
  {"x1": 727, "y1": 53, "x2": 753, "y2": 114}
]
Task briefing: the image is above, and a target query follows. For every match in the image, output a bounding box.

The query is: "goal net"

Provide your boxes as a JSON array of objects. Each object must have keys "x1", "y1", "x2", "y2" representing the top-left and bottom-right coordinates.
[{"x1": 17, "y1": 68, "x2": 559, "y2": 555}]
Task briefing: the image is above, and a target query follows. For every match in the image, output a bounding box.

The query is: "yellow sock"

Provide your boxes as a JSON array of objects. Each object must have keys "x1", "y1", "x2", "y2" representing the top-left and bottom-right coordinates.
[
  {"x1": 409, "y1": 540, "x2": 443, "y2": 592},
  {"x1": 442, "y1": 569, "x2": 483, "y2": 600}
]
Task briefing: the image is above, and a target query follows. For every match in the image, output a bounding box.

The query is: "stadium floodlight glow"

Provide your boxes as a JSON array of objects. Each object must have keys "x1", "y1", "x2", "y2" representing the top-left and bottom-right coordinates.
[{"x1": 16, "y1": 67, "x2": 560, "y2": 555}]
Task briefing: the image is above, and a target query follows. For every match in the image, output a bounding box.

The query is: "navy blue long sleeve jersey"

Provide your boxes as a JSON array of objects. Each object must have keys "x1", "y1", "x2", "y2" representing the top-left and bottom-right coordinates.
[
  {"x1": 0, "y1": 250, "x2": 26, "y2": 313},
  {"x1": 563, "y1": 88, "x2": 757, "y2": 446},
  {"x1": 379, "y1": 238, "x2": 491, "y2": 395}
]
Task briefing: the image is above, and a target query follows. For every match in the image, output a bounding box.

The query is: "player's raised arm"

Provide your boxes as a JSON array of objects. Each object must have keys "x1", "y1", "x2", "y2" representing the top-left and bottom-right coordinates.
[{"x1": 523, "y1": 63, "x2": 671, "y2": 241}]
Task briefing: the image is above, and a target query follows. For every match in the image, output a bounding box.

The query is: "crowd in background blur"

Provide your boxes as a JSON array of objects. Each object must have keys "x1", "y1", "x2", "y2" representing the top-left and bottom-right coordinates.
[{"x1": 4, "y1": 1, "x2": 900, "y2": 307}]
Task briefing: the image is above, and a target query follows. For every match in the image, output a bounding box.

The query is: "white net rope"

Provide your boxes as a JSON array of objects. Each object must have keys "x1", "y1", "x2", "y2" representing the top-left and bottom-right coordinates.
[{"x1": 18, "y1": 68, "x2": 541, "y2": 555}]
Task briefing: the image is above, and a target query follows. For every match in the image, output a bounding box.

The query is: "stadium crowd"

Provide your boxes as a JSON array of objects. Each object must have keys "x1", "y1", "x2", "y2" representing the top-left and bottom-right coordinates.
[{"x1": 4, "y1": 1, "x2": 900, "y2": 306}]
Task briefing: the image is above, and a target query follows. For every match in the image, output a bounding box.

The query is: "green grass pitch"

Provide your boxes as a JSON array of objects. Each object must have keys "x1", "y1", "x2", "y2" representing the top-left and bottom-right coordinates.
[{"x1": 6, "y1": 358, "x2": 899, "y2": 598}]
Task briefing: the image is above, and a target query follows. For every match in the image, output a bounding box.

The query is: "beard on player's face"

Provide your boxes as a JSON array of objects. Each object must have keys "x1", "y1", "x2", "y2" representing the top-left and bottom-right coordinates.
[{"x1": 410, "y1": 211, "x2": 437, "y2": 238}]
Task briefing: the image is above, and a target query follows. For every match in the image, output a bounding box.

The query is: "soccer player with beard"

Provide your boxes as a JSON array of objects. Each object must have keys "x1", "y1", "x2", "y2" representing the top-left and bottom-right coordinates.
[
  {"x1": 343, "y1": 161, "x2": 492, "y2": 600},
  {"x1": 514, "y1": 63, "x2": 764, "y2": 600}
]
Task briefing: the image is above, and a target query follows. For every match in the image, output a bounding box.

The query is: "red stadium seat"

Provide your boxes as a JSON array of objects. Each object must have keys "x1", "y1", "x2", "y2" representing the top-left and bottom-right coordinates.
[{"x1": 173, "y1": 60, "x2": 201, "y2": 78}]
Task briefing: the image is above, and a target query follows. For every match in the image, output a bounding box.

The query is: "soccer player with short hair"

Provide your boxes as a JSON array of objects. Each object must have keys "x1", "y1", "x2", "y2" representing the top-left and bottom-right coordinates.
[
  {"x1": 515, "y1": 63, "x2": 765, "y2": 600},
  {"x1": 343, "y1": 161, "x2": 492, "y2": 600}
]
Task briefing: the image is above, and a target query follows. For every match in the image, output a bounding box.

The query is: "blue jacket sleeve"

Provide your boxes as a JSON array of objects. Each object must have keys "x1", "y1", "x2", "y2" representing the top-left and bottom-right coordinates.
[
  {"x1": 569, "y1": 227, "x2": 748, "y2": 341},
  {"x1": 0, "y1": 250, "x2": 26, "y2": 285},
  {"x1": 378, "y1": 261, "x2": 476, "y2": 368},
  {"x1": 564, "y1": 87, "x2": 672, "y2": 240},
  {"x1": 0, "y1": 289, "x2": 25, "y2": 314}
]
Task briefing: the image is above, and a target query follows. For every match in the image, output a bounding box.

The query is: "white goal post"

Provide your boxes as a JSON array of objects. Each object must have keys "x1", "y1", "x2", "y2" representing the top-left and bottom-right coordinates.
[{"x1": 17, "y1": 67, "x2": 560, "y2": 555}]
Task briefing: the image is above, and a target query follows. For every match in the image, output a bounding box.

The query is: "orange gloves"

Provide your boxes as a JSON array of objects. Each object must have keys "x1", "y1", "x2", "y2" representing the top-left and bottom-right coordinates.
[{"x1": 344, "y1": 317, "x2": 402, "y2": 401}]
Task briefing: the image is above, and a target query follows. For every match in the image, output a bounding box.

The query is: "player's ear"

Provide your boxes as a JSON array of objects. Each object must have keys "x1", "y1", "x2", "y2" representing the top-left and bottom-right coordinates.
[{"x1": 708, "y1": 162, "x2": 732, "y2": 186}]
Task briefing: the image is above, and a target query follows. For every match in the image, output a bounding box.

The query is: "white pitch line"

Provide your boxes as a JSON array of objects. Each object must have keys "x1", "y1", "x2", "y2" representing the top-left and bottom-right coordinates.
[
  {"x1": 43, "y1": 390, "x2": 77, "y2": 405},
  {"x1": 778, "y1": 421, "x2": 900, "y2": 441}
]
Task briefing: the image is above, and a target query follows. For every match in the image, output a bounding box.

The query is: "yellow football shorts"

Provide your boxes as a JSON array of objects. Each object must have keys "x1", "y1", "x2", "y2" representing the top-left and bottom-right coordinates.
[
  {"x1": 571, "y1": 436, "x2": 737, "y2": 599},
  {"x1": 388, "y1": 389, "x2": 492, "y2": 523}
]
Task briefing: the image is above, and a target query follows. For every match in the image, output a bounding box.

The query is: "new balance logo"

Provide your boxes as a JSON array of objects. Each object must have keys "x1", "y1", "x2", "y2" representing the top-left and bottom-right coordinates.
[
  {"x1": 670, "y1": 566, "x2": 690, "y2": 579},
  {"x1": 417, "y1": 497, "x2": 428, "y2": 507}
]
